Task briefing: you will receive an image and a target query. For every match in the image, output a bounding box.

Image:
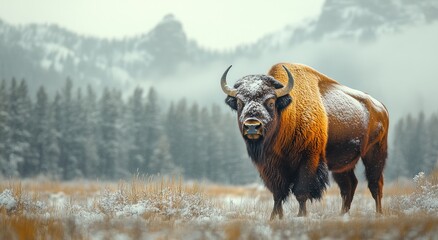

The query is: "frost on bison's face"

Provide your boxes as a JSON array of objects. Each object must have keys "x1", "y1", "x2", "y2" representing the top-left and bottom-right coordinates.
[{"x1": 221, "y1": 66, "x2": 294, "y2": 161}]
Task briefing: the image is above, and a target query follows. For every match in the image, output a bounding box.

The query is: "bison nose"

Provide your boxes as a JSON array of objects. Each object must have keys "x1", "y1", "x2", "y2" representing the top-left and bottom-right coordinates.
[{"x1": 243, "y1": 119, "x2": 263, "y2": 135}]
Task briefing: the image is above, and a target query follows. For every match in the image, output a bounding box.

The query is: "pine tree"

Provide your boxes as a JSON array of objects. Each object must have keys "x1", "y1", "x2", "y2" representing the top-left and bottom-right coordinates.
[
  {"x1": 71, "y1": 88, "x2": 86, "y2": 178},
  {"x1": 208, "y1": 104, "x2": 226, "y2": 182},
  {"x1": 388, "y1": 118, "x2": 409, "y2": 180},
  {"x1": 7, "y1": 79, "x2": 32, "y2": 177},
  {"x1": 415, "y1": 111, "x2": 427, "y2": 172},
  {"x1": 59, "y1": 78, "x2": 80, "y2": 180},
  {"x1": 400, "y1": 114, "x2": 416, "y2": 177},
  {"x1": 148, "y1": 134, "x2": 180, "y2": 176},
  {"x1": 165, "y1": 101, "x2": 177, "y2": 159},
  {"x1": 166, "y1": 99, "x2": 189, "y2": 176},
  {"x1": 221, "y1": 111, "x2": 253, "y2": 184},
  {"x1": 98, "y1": 88, "x2": 123, "y2": 179},
  {"x1": 186, "y1": 103, "x2": 202, "y2": 179},
  {"x1": 196, "y1": 107, "x2": 211, "y2": 180},
  {"x1": 81, "y1": 85, "x2": 99, "y2": 178},
  {"x1": 0, "y1": 80, "x2": 9, "y2": 177},
  {"x1": 425, "y1": 114, "x2": 438, "y2": 172},
  {"x1": 30, "y1": 86, "x2": 51, "y2": 175},
  {"x1": 118, "y1": 92, "x2": 130, "y2": 174},
  {"x1": 18, "y1": 80, "x2": 34, "y2": 177},
  {"x1": 126, "y1": 87, "x2": 147, "y2": 173},
  {"x1": 143, "y1": 87, "x2": 162, "y2": 173},
  {"x1": 402, "y1": 112, "x2": 428, "y2": 177},
  {"x1": 46, "y1": 92, "x2": 62, "y2": 179}
]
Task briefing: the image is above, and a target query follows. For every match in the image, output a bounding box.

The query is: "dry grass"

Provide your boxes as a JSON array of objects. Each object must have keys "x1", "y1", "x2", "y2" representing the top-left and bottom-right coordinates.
[
  {"x1": 429, "y1": 168, "x2": 438, "y2": 185},
  {"x1": 0, "y1": 214, "x2": 69, "y2": 240},
  {"x1": 0, "y1": 173, "x2": 437, "y2": 240},
  {"x1": 306, "y1": 216, "x2": 438, "y2": 240}
]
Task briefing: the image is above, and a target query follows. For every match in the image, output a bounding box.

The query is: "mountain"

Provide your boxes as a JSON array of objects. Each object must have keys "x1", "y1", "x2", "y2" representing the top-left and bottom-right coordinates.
[
  {"x1": 0, "y1": 0, "x2": 437, "y2": 96},
  {"x1": 0, "y1": 14, "x2": 218, "y2": 94},
  {"x1": 244, "y1": 0, "x2": 438, "y2": 54}
]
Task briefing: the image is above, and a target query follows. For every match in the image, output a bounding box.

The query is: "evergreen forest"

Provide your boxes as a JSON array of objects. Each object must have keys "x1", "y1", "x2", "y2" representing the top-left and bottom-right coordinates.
[
  {"x1": 0, "y1": 78, "x2": 437, "y2": 183},
  {"x1": 0, "y1": 78, "x2": 257, "y2": 183}
]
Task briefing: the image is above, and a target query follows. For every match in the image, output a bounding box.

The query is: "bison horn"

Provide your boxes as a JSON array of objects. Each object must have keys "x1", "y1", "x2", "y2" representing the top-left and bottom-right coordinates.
[
  {"x1": 275, "y1": 65, "x2": 295, "y2": 97},
  {"x1": 221, "y1": 65, "x2": 237, "y2": 97}
]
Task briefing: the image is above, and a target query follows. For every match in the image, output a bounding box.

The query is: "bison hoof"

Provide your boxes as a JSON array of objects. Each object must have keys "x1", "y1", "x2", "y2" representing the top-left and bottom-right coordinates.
[
  {"x1": 297, "y1": 211, "x2": 307, "y2": 217},
  {"x1": 269, "y1": 212, "x2": 283, "y2": 220}
]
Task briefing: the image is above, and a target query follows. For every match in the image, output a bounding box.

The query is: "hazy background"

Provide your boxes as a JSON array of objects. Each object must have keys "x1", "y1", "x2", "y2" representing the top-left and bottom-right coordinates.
[
  {"x1": 1, "y1": 0, "x2": 437, "y2": 119},
  {"x1": 0, "y1": 0, "x2": 324, "y2": 50},
  {"x1": 0, "y1": 0, "x2": 438, "y2": 182}
]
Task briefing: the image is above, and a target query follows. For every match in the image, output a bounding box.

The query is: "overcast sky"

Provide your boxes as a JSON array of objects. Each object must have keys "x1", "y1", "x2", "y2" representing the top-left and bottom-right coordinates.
[{"x1": 0, "y1": 0, "x2": 324, "y2": 50}]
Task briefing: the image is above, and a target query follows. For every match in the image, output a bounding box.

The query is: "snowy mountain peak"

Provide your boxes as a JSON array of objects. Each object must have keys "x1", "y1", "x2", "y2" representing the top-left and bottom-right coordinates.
[
  {"x1": 142, "y1": 14, "x2": 188, "y2": 50},
  {"x1": 315, "y1": 0, "x2": 438, "y2": 40},
  {"x1": 0, "y1": 14, "x2": 211, "y2": 93},
  {"x1": 159, "y1": 14, "x2": 179, "y2": 25},
  {"x1": 249, "y1": 0, "x2": 438, "y2": 52}
]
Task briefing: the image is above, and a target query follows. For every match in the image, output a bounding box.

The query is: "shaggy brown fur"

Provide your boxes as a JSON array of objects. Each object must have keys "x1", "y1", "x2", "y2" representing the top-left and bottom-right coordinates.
[{"x1": 261, "y1": 63, "x2": 330, "y2": 218}]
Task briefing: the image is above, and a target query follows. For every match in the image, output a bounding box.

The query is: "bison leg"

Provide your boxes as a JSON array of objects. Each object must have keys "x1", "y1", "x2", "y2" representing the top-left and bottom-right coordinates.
[
  {"x1": 262, "y1": 166, "x2": 290, "y2": 220},
  {"x1": 296, "y1": 195, "x2": 308, "y2": 217},
  {"x1": 362, "y1": 142, "x2": 387, "y2": 214},
  {"x1": 293, "y1": 179, "x2": 309, "y2": 217},
  {"x1": 270, "y1": 196, "x2": 284, "y2": 220},
  {"x1": 292, "y1": 153, "x2": 329, "y2": 217},
  {"x1": 332, "y1": 170, "x2": 358, "y2": 214}
]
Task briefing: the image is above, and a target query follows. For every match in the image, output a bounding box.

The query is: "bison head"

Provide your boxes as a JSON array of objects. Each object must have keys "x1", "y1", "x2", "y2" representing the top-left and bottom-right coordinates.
[{"x1": 221, "y1": 65, "x2": 294, "y2": 143}]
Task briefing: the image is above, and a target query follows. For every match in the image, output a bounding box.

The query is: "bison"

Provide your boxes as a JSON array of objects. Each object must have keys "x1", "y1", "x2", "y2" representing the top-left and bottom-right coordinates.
[{"x1": 220, "y1": 63, "x2": 389, "y2": 219}]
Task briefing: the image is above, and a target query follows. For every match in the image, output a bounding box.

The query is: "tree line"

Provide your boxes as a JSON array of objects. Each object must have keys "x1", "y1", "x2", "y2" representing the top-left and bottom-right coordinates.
[
  {"x1": 387, "y1": 111, "x2": 438, "y2": 180},
  {"x1": 0, "y1": 78, "x2": 258, "y2": 184},
  {"x1": 2, "y1": 77, "x2": 436, "y2": 183}
]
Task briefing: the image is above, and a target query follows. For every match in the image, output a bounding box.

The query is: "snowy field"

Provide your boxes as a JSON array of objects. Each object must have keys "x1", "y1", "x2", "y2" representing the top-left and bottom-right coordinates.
[{"x1": 1, "y1": 173, "x2": 437, "y2": 240}]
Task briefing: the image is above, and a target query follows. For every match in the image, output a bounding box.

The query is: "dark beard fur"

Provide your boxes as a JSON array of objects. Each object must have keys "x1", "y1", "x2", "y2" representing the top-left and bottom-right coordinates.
[
  {"x1": 245, "y1": 138, "x2": 264, "y2": 163},
  {"x1": 291, "y1": 160, "x2": 329, "y2": 201},
  {"x1": 311, "y1": 160, "x2": 329, "y2": 200}
]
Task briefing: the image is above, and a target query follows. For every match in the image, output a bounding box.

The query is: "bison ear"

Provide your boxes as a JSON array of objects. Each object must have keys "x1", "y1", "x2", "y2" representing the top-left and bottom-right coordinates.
[
  {"x1": 225, "y1": 96, "x2": 238, "y2": 111},
  {"x1": 272, "y1": 80, "x2": 285, "y2": 89},
  {"x1": 276, "y1": 94, "x2": 292, "y2": 111}
]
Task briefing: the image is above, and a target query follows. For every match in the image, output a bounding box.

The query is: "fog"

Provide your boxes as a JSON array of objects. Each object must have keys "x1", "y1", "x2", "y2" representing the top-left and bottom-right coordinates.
[
  {"x1": 2, "y1": 1, "x2": 436, "y2": 125},
  {"x1": 0, "y1": 0, "x2": 324, "y2": 50},
  {"x1": 141, "y1": 22, "x2": 438, "y2": 123}
]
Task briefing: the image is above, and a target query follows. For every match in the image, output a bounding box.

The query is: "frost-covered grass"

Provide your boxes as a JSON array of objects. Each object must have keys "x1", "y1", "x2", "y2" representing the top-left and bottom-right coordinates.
[{"x1": 1, "y1": 173, "x2": 437, "y2": 240}]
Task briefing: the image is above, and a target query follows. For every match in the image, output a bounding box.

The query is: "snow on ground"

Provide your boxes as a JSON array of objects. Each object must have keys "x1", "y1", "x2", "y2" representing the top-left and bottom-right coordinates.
[
  {"x1": 392, "y1": 172, "x2": 438, "y2": 215},
  {"x1": 0, "y1": 189, "x2": 16, "y2": 211},
  {"x1": 0, "y1": 173, "x2": 437, "y2": 239}
]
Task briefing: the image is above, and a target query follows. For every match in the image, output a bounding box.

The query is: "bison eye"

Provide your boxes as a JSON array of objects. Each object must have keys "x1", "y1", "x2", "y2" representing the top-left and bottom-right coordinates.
[
  {"x1": 266, "y1": 99, "x2": 276, "y2": 110},
  {"x1": 269, "y1": 102, "x2": 275, "y2": 109},
  {"x1": 237, "y1": 99, "x2": 244, "y2": 110}
]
